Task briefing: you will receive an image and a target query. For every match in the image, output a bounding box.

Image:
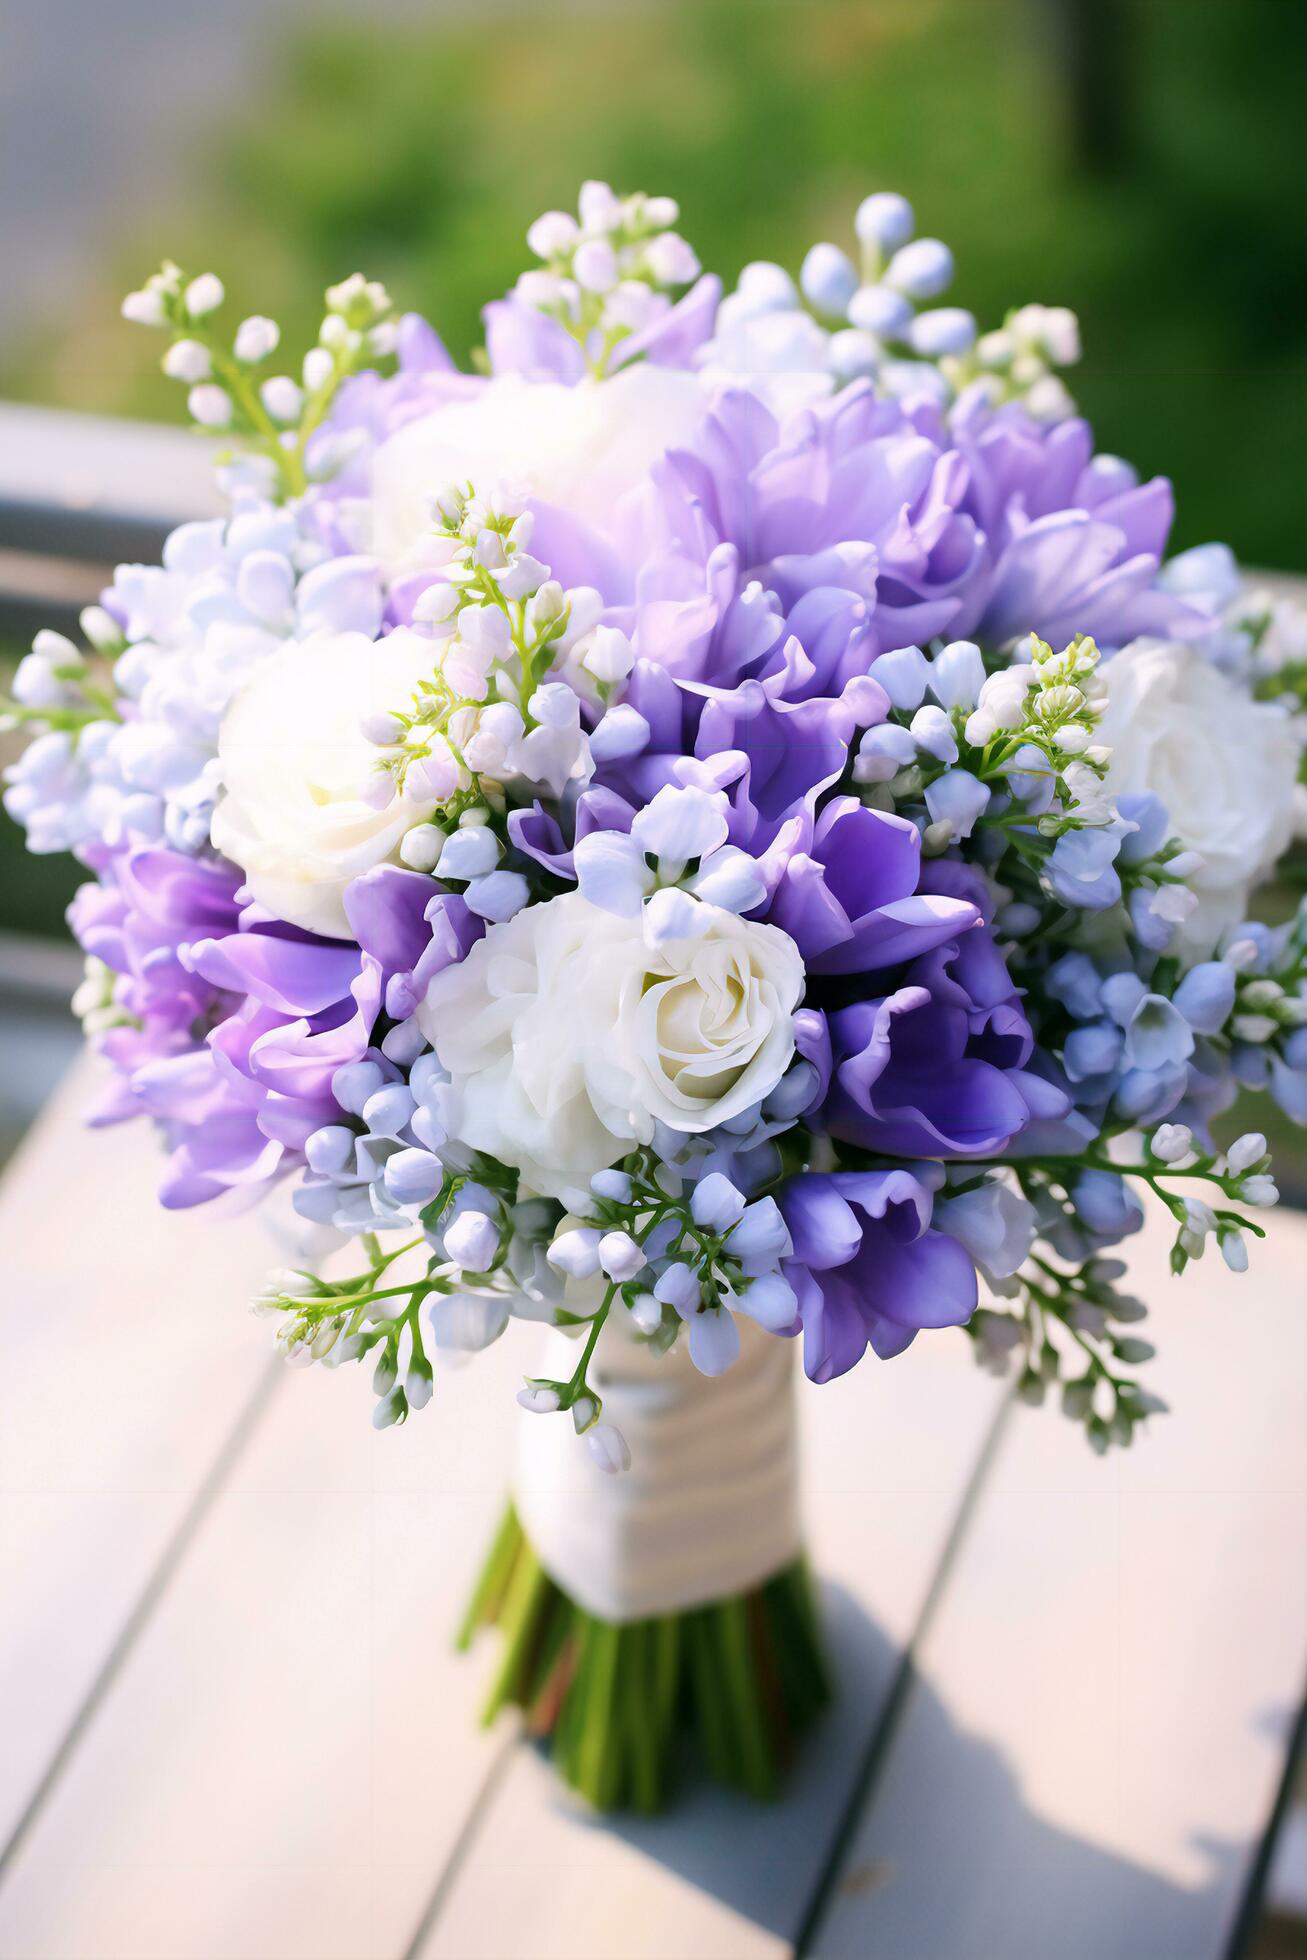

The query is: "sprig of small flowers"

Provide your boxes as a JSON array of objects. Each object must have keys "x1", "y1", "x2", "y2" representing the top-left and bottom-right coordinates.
[
  {"x1": 514, "y1": 1158, "x2": 796, "y2": 1473},
  {"x1": 253, "y1": 1231, "x2": 443, "y2": 1429},
  {"x1": 122, "y1": 265, "x2": 398, "y2": 499},
  {"x1": 853, "y1": 633, "x2": 1129, "y2": 907},
  {"x1": 939, "y1": 303, "x2": 1081, "y2": 423},
  {"x1": 968, "y1": 1243, "x2": 1165, "y2": 1453},
  {"x1": 366, "y1": 482, "x2": 613, "y2": 919},
  {"x1": 1141, "y1": 1122, "x2": 1278, "y2": 1274},
  {"x1": 706, "y1": 195, "x2": 1079, "y2": 418},
  {"x1": 1226, "y1": 909, "x2": 1307, "y2": 1059},
  {"x1": 966, "y1": 1122, "x2": 1276, "y2": 1449},
  {"x1": 1, "y1": 614, "x2": 124, "y2": 738},
  {"x1": 514, "y1": 182, "x2": 702, "y2": 377}
]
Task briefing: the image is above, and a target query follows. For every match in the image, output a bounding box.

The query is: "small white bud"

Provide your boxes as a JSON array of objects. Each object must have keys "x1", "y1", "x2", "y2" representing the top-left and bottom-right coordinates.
[
  {"x1": 359, "y1": 769, "x2": 397, "y2": 811},
  {"x1": 547, "y1": 1228, "x2": 603, "y2": 1279},
  {"x1": 163, "y1": 338, "x2": 212, "y2": 383},
  {"x1": 78, "y1": 605, "x2": 121, "y2": 652},
  {"x1": 444, "y1": 1209, "x2": 500, "y2": 1271},
  {"x1": 234, "y1": 314, "x2": 280, "y2": 362},
  {"x1": 598, "y1": 1231, "x2": 646, "y2": 1282},
  {"x1": 436, "y1": 825, "x2": 501, "y2": 881},
  {"x1": 517, "y1": 1384, "x2": 562, "y2": 1415},
  {"x1": 260, "y1": 375, "x2": 304, "y2": 423},
  {"x1": 798, "y1": 242, "x2": 859, "y2": 317},
  {"x1": 885, "y1": 237, "x2": 954, "y2": 300},
  {"x1": 642, "y1": 232, "x2": 700, "y2": 286},
  {"x1": 122, "y1": 288, "x2": 168, "y2": 327},
  {"x1": 318, "y1": 313, "x2": 354, "y2": 353},
  {"x1": 302, "y1": 346, "x2": 335, "y2": 392},
  {"x1": 628, "y1": 1293, "x2": 663, "y2": 1335},
  {"x1": 1226, "y1": 1131, "x2": 1267, "y2": 1175},
  {"x1": 1240, "y1": 1175, "x2": 1279, "y2": 1208},
  {"x1": 399, "y1": 824, "x2": 445, "y2": 873},
  {"x1": 586, "y1": 1423, "x2": 631, "y2": 1475},
  {"x1": 572, "y1": 237, "x2": 618, "y2": 292},
  {"x1": 854, "y1": 192, "x2": 915, "y2": 255},
  {"x1": 571, "y1": 1393, "x2": 599, "y2": 1435},
  {"x1": 187, "y1": 384, "x2": 233, "y2": 428},
  {"x1": 1219, "y1": 1232, "x2": 1249, "y2": 1274},
  {"x1": 581, "y1": 625, "x2": 635, "y2": 686},
  {"x1": 527, "y1": 210, "x2": 580, "y2": 259},
  {"x1": 359, "y1": 711, "x2": 404, "y2": 748},
  {"x1": 464, "y1": 870, "x2": 530, "y2": 923},
  {"x1": 1150, "y1": 1123, "x2": 1193, "y2": 1165},
  {"x1": 184, "y1": 273, "x2": 225, "y2": 318}
]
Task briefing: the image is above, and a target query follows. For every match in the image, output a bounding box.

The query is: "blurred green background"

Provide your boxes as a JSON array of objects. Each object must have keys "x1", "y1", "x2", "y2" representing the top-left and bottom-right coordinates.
[
  {"x1": 3, "y1": 0, "x2": 1305, "y2": 948},
  {"x1": 5, "y1": 0, "x2": 1306, "y2": 564}
]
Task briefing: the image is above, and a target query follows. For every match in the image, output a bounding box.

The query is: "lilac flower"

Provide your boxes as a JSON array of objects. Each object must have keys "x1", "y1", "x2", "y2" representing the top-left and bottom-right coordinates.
[
  {"x1": 782, "y1": 1170, "x2": 978, "y2": 1381},
  {"x1": 767, "y1": 797, "x2": 977, "y2": 974},
  {"x1": 821, "y1": 926, "x2": 1050, "y2": 1158}
]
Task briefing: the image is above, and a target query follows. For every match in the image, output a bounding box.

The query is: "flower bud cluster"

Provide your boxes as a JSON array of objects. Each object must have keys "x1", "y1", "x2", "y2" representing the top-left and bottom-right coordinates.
[
  {"x1": 941, "y1": 302, "x2": 1082, "y2": 423},
  {"x1": 3, "y1": 507, "x2": 382, "y2": 858},
  {"x1": 70, "y1": 954, "x2": 137, "y2": 1038},
  {"x1": 510, "y1": 1159, "x2": 799, "y2": 1472},
  {"x1": 965, "y1": 1229, "x2": 1164, "y2": 1454},
  {"x1": 516, "y1": 182, "x2": 702, "y2": 375},
  {"x1": 369, "y1": 485, "x2": 593, "y2": 851},
  {"x1": 252, "y1": 1253, "x2": 435, "y2": 1432},
  {"x1": 700, "y1": 192, "x2": 1078, "y2": 421},
  {"x1": 1222, "y1": 905, "x2": 1307, "y2": 1123},
  {"x1": 1141, "y1": 1125, "x2": 1279, "y2": 1275},
  {"x1": 296, "y1": 1051, "x2": 453, "y2": 1237},
  {"x1": 572, "y1": 782, "x2": 767, "y2": 948},
  {"x1": 1042, "y1": 949, "x2": 1236, "y2": 1130},
  {"x1": 854, "y1": 634, "x2": 1128, "y2": 905},
  {"x1": 122, "y1": 262, "x2": 397, "y2": 498},
  {"x1": 295, "y1": 1053, "x2": 572, "y2": 1344}
]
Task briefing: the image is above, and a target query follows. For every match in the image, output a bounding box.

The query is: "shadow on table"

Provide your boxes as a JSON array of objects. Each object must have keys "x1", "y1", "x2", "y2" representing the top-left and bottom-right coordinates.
[{"x1": 548, "y1": 1583, "x2": 1254, "y2": 1959}]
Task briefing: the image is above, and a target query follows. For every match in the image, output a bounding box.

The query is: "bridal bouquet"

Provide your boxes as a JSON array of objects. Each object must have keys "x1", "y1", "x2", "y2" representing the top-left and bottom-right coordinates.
[{"x1": 7, "y1": 183, "x2": 1306, "y2": 1807}]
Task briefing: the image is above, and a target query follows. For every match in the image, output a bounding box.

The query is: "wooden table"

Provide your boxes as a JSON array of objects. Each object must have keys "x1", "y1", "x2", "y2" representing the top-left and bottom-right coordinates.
[{"x1": 0, "y1": 1055, "x2": 1303, "y2": 1960}]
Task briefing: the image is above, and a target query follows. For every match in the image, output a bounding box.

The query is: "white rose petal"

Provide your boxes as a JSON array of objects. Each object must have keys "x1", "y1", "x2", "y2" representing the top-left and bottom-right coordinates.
[
  {"x1": 414, "y1": 893, "x2": 803, "y2": 1199},
  {"x1": 1099, "y1": 639, "x2": 1299, "y2": 957},
  {"x1": 211, "y1": 629, "x2": 440, "y2": 938},
  {"x1": 370, "y1": 366, "x2": 707, "y2": 574}
]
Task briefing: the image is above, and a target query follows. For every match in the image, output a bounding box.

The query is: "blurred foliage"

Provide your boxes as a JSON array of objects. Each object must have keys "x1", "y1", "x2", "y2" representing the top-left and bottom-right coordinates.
[{"x1": 3, "y1": 0, "x2": 1304, "y2": 567}]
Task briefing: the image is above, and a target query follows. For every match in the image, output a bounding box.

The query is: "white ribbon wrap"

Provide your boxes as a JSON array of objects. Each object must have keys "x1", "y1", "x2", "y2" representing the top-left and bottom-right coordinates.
[{"x1": 514, "y1": 1314, "x2": 801, "y2": 1624}]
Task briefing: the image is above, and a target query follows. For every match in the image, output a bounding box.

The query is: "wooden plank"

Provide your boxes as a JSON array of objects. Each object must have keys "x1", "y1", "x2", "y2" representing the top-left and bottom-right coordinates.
[
  {"x1": 0, "y1": 1055, "x2": 279, "y2": 1854},
  {"x1": 0, "y1": 1304, "x2": 532, "y2": 1960},
  {"x1": 415, "y1": 1335, "x2": 1009, "y2": 1960},
  {"x1": 0, "y1": 403, "x2": 220, "y2": 564},
  {"x1": 808, "y1": 1202, "x2": 1307, "y2": 1960}
]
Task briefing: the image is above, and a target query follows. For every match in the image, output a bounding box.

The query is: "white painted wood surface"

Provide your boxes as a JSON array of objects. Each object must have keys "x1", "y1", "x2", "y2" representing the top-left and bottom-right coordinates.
[
  {"x1": 0, "y1": 1056, "x2": 1303, "y2": 1960},
  {"x1": 0, "y1": 1058, "x2": 275, "y2": 1852},
  {"x1": 417, "y1": 1340, "x2": 1007, "y2": 1960},
  {"x1": 809, "y1": 1204, "x2": 1307, "y2": 1960}
]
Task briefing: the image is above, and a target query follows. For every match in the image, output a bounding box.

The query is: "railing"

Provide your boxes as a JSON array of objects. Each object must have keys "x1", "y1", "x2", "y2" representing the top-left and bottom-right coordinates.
[{"x1": 0, "y1": 402, "x2": 220, "y2": 640}]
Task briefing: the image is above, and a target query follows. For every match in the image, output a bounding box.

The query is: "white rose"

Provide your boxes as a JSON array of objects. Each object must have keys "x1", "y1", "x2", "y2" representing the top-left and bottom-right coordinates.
[
  {"x1": 415, "y1": 892, "x2": 803, "y2": 1200},
  {"x1": 1099, "y1": 638, "x2": 1300, "y2": 957},
  {"x1": 370, "y1": 364, "x2": 707, "y2": 574},
  {"x1": 212, "y1": 629, "x2": 439, "y2": 939}
]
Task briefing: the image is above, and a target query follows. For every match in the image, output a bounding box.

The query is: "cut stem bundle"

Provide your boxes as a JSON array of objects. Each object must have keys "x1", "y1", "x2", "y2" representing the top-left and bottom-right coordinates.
[{"x1": 458, "y1": 1503, "x2": 831, "y2": 1811}]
